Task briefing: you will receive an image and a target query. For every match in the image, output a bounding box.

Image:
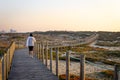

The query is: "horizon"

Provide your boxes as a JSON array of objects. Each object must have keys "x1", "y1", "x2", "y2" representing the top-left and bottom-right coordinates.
[
  {"x1": 0, "y1": 0, "x2": 120, "y2": 32},
  {"x1": 1, "y1": 29, "x2": 120, "y2": 33}
]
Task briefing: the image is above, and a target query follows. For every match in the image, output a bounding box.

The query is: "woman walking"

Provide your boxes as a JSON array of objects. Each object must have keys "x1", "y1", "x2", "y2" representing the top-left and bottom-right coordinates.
[{"x1": 26, "y1": 33, "x2": 36, "y2": 58}]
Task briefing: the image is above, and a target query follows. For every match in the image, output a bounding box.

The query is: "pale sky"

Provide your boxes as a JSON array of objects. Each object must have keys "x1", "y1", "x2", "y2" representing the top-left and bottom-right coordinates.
[{"x1": 0, "y1": 0, "x2": 120, "y2": 32}]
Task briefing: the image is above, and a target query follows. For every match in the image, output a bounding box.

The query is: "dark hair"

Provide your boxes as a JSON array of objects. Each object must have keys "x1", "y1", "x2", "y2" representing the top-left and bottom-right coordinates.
[{"x1": 30, "y1": 33, "x2": 33, "y2": 36}]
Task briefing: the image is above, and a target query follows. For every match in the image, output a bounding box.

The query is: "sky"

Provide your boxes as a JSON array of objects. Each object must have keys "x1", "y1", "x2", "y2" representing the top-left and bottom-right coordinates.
[{"x1": 0, "y1": 0, "x2": 120, "y2": 32}]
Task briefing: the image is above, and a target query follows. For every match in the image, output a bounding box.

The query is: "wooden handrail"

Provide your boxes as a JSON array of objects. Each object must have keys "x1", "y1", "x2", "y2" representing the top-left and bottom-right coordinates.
[
  {"x1": 0, "y1": 42, "x2": 16, "y2": 80},
  {"x1": 35, "y1": 42, "x2": 85, "y2": 80},
  {"x1": 35, "y1": 39, "x2": 119, "y2": 80}
]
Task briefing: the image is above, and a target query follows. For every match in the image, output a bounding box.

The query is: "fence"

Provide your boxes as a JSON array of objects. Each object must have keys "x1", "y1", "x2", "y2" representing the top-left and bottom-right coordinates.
[
  {"x1": 35, "y1": 42, "x2": 86, "y2": 80},
  {"x1": 35, "y1": 41, "x2": 120, "y2": 80},
  {"x1": 0, "y1": 42, "x2": 16, "y2": 80}
]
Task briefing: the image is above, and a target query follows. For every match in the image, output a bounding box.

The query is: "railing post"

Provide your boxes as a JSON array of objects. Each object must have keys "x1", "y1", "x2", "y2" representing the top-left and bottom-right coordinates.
[
  {"x1": 41, "y1": 43, "x2": 42, "y2": 61},
  {"x1": 37, "y1": 43, "x2": 39, "y2": 58},
  {"x1": 42, "y1": 43, "x2": 44, "y2": 64},
  {"x1": 50, "y1": 48, "x2": 53, "y2": 72},
  {"x1": 35, "y1": 43, "x2": 37, "y2": 57},
  {"x1": 56, "y1": 47, "x2": 59, "y2": 77},
  {"x1": 114, "y1": 64, "x2": 118, "y2": 80},
  {"x1": 40, "y1": 42, "x2": 42, "y2": 60},
  {"x1": 66, "y1": 51, "x2": 70, "y2": 80},
  {"x1": 1, "y1": 58, "x2": 4, "y2": 80},
  {"x1": 8, "y1": 49, "x2": 10, "y2": 72},
  {"x1": 3, "y1": 54, "x2": 7, "y2": 80},
  {"x1": 80, "y1": 54, "x2": 85, "y2": 80},
  {"x1": 6, "y1": 52, "x2": 9, "y2": 79},
  {"x1": 39, "y1": 43, "x2": 41, "y2": 59},
  {"x1": 45, "y1": 42, "x2": 48, "y2": 66},
  {"x1": 38, "y1": 43, "x2": 40, "y2": 59}
]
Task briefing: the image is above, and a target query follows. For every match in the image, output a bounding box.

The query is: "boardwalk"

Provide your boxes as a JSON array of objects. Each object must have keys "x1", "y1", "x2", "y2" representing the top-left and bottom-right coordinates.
[{"x1": 8, "y1": 48, "x2": 59, "y2": 80}]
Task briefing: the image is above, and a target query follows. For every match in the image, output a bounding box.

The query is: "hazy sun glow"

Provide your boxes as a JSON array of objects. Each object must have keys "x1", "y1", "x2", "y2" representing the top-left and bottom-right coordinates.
[{"x1": 0, "y1": 0, "x2": 120, "y2": 32}]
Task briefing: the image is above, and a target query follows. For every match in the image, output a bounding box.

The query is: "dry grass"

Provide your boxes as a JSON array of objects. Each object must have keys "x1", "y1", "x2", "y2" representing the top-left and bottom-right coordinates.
[
  {"x1": 0, "y1": 41, "x2": 9, "y2": 48},
  {"x1": 59, "y1": 74, "x2": 98, "y2": 80},
  {"x1": 101, "y1": 70, "x2": 114, "y2": 77},
  {"x1": 71, "y1": 46, "x2": 106, "y2": 52},
  {"x1": 0, "y1": 41, "x2": 10, "y2": 56}
]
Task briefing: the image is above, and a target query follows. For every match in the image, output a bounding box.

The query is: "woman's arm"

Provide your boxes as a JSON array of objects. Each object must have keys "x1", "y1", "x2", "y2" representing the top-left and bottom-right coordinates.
[
  {"x1": 26, "y1": 37, "x2": 29, "y2": 47},
  {"x1": 33, "y1": 37, "x2": 36, "y2": 42}
]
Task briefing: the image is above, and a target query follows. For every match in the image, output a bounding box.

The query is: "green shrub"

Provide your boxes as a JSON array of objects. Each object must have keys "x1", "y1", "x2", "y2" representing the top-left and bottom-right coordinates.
[
  {"x1": 101, "y1": 70, "x2": 114, "y2": 78},
  {"x1": 0, "y1": 50, "x2": 4, "y2": 57}
]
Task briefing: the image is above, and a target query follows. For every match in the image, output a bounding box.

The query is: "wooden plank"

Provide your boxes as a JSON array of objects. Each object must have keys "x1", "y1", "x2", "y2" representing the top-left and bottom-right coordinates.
[{"x1": 8, "y1": 48, "x2": 59, "y2": 80}]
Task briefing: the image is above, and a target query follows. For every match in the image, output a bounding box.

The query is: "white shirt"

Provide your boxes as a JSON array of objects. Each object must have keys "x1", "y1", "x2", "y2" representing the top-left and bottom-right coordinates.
[{"x1": 26, "y1": 36, "x2": 36, "y2": 47}]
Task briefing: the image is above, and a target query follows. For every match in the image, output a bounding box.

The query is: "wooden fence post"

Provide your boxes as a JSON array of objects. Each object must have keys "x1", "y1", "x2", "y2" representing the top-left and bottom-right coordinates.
[
  {"x1": 114, "y1": 64, "x2": 118, "y2": 80},
  {"x1": 45, "y1": 42, "x2": 48, "y2": 66},
  {"x1": 35, "y1": 43, "x2": 37, "y2": 57},
  {"x1": 66, "y1": 51, "x2": 70, "y2": 80},
  {"x1": 6, "y1": 52, "x2": 9, "y2": 78},
  {"x1": 40, "y1": 42, "x2": 42, "y2": 60},
  {"x1": 4, "y1": 54, "x2": 7, "y2": 80},
  {"x1": 41, "y1": 42, "x2": 43, "y2": 60},
  {"x1": 38, "y1": 43, "x2": 40, "y2": 59},
  {"x1": 8, "y1": 49, "x2": 10, "y2": 72},
  {"x1": 39, "y1": 43, "x2": 41, "y2": 59},
  {"x1": 42, "y1": 43, "x2": 44, "y2": 64},
  {"x1": 56, "y1": 47, "x2": 59, "y2": 77},
  {"x1": 80, "y1": 54, "x2": 85, "y2": 80},
  {"x1": 37, "y1": 43, "x2": 39, "y2": 58},
  {"x1": 1, "y1": 58, "x2": 4, "y2": 80},
  {"x1": 50, "y1": 48, "x2": 53, "y2": 72}
]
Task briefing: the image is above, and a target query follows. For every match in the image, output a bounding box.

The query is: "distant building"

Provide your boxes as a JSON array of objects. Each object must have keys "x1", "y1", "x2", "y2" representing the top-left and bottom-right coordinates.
[
  {"x1": 10, "y1": 29, "x2": 17, "y2": 33},
  {"x1": 0, "y1": 30, "x2": 6, "y2": 33}
]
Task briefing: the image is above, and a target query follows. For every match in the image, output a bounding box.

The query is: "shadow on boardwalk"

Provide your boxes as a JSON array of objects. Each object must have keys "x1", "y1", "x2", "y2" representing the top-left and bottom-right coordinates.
[{"x1": 8, "y1": 48, "x2": 59, "y2": 80}]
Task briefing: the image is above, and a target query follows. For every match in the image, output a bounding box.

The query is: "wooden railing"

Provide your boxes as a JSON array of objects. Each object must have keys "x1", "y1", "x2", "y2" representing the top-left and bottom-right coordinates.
[
  {"x1": 35, "y1": 42, "x2": 120, "y2": 80},
  {"x1": 37, "y1": 34, "x2": 99, "y2": 48},
  {"x1": 0, "y1": 42, "x2": 16, "y2": 80},
  {"x1": 35, "y1": 42, "x2": 86, "y2": 80}
]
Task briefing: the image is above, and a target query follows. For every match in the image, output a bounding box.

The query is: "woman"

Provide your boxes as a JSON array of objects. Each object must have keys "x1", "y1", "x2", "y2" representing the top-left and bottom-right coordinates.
[{"x1": 26, "y1": 33, "x2": 36, "y2": 58}]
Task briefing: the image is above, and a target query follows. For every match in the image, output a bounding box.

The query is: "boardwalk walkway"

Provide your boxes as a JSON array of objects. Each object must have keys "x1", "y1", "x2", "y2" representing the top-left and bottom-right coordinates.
[{"x1": 8, "y1": 48, "x2": 59, "y2": 80}]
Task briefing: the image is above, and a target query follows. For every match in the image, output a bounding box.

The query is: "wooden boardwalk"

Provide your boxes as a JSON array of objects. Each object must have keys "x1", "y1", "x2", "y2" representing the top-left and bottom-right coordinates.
[{"x1": 8, "y1": 48, "x2": 59, "y2": 80}]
